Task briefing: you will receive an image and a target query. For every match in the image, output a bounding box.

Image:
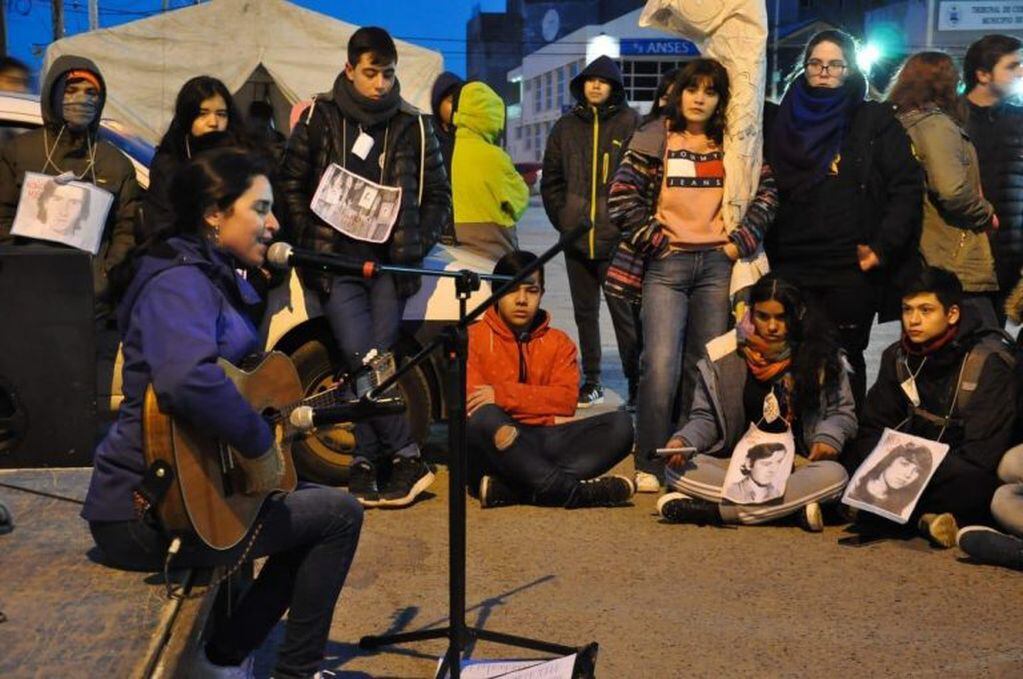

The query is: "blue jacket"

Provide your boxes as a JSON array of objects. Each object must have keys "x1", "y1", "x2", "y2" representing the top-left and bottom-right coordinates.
[{"x1": 82, "y1": 236, "x2": 272, "y2": 522}]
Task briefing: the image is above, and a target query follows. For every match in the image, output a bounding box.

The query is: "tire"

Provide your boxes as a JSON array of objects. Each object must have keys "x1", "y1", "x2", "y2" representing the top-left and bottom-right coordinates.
[{"x1": 287, "y1": 337, "x2": 432, "y2": 485}]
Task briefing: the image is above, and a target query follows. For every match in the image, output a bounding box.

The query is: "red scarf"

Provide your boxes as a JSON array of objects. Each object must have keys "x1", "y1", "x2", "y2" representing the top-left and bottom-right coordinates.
[{"x1": 901, "y1": 324, "x2": 959, "y2": 356}]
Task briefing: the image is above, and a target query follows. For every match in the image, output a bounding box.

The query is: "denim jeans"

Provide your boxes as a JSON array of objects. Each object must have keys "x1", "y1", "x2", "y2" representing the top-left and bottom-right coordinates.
[
  {"x1": 322, "y1": 274, "x2": 418, "y2": 465},
  {"x1": 467, "y1": 405, "x2": 634, "y2": 506},
  {"x1": 635, "y1": 249, "x2": 732, "y2": 474},
  {"x1": 89, "y1": 484, "x2": 364, "y2": 679}
]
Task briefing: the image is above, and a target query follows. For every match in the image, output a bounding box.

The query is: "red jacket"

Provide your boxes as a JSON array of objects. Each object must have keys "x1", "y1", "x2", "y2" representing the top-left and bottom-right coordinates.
[{"x1": 467, "y1": 307, "x2": 579, "y2": 426}]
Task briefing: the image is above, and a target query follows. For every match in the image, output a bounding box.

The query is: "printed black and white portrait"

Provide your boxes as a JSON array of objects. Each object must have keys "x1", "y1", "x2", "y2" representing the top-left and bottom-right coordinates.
[
  {"x1": 722, "y1": 424, "x2": 794, "y2": 505},
  {"x1": 842, "y1": 429, "x2": 949, "y2": 524},
  {"x1": 11, "y1": 172, "x2": 114, "y2": 255},
  {"x1": 310, "y1": 163, "x2": 402, "y2": 244}
]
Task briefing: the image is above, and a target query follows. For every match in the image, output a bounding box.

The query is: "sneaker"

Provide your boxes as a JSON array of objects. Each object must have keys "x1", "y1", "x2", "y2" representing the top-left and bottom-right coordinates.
[
  {"x1": 919, "y1": 512, "x2": 958, "y2": 548},
  {"x1": 567, "y1": 475, "x2": 634, "y2": 508},
  {"x1": 577, "y1": 382, "x2": 604, "y2": 409},
  {"x1": 797, "y1": 501, "x2": 824, "y2": 533},
  {"x1": 479, "y1": 475, "x2": 521, "y2": 509},
  {"x1": 657, "y1": 492, "x2": 722, "y2": 525},
  {"x1": 957, "y1": 525, "x2": 1023, "y2": 570},
  {"x1": 378, "y1": 456, "x2": 435, "y2": 508},
  {"x1": 193, "y1": 648, "x2": 254, "y2": 679},
  {"x1": 347, "y1": 460, "x2": 380, "y2": 508},
  {"x1": 634, "y1": 471, "x2": 661, "y2": 493}
]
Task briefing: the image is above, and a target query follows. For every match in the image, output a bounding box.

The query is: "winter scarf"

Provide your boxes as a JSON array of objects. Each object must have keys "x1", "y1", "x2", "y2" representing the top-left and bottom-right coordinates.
[
  {"x1": 769, "y1": 74, "x2": 866, "y2": 194},
  {"x1": 332, "y1": 73, "x2": 402, "y2": 128},
  {"x1": 737, "y1": 312, "x2": 793, "y2": 382},
  {"x1": 901, "y1": 323, "x2": 959, "y2": 357}
]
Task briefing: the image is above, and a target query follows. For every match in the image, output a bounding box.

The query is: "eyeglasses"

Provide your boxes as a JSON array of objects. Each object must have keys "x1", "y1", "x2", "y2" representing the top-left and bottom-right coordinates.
[{"x1": 805, "y1": 60, "x2": 848, "y2": 75}]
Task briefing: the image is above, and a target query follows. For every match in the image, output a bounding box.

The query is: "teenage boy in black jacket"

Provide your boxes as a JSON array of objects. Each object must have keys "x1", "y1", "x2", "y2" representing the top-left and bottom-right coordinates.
[
  {"x1": 963, "y1": 34, "x2": 1023, "y2": 322},
  {"x1": 843, "y1": 267, "x2": 1016, "y2": 547},
  {"x1": 279, "y1": 27, "x2": 450, "y2": 508},
  {"x1": 541, "y1": 55, "x2": 640, "y2": 409}
]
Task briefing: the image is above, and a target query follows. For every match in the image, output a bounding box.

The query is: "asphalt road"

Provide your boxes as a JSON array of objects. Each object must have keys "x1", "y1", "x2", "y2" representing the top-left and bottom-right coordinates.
[{"x1": 255, "y1": 203, "x2": 1022, "y2": 678}]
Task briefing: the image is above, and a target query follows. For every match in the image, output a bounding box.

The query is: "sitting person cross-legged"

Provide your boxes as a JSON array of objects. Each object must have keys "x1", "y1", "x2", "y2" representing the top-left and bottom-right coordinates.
[
  {"x1": 958, "y1": 444, "x2": 1023, "y2": 571},
  {"x1": 657, "y1": 275, "x2": 854, "y2": 531},
  {"x1": 467, "y1": 250, "x2": 635, "y2": 509},
  {"x1": 843, "y1": 266, "x2": 1017, "y2": 548}
]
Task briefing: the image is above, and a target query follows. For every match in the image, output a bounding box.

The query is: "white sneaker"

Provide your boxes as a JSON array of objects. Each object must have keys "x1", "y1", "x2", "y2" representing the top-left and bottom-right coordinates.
[
  {"x1": 634, "y1": 471, "x2": 660, "y2": 493},
  {"x1": 193, "y1": 648, "x2": 254, "y2": 679},
  {"x1": 799, "y1": 502, "x2": 824, "y2": 533}
]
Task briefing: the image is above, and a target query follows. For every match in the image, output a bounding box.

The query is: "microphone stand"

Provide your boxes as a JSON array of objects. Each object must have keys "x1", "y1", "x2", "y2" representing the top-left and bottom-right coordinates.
[{"x1": 357, "y1": 223, "x2": 598, "y2": 678}]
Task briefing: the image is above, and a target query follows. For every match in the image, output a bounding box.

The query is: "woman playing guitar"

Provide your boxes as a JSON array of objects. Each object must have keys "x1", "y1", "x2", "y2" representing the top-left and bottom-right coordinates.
[{"x1": 82, "y1": 148, "x2": 363, "y2": 679}]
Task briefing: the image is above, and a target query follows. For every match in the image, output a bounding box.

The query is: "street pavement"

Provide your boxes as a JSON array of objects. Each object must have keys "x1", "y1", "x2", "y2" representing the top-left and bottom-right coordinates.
[{"x1": 257, "y1": 203, "x2": 1022, "y2": 678}]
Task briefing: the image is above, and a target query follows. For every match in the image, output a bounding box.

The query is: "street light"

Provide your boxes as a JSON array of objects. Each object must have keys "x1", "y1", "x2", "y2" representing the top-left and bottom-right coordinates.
[
  {"x1": 857, "y1": 43, "x2": 882, "y2": 72},
  {"x1": 586, "y1": 33, "x2": 620, "y2": 64}
]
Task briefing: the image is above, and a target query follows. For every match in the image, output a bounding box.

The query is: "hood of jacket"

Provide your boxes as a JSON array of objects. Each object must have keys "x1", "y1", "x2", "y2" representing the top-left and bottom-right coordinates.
[
  {"x1": 452, "y1": 81, "x2": 504, "y2": 144},
  {"x1": 896, "y1": 105, "x2": 949, "y2": 132},
  {"x1": 570, "y1": 55, "x2": 627, "y2": 110},
  {"x1": 117, "y1": 236, "x2": 258, "y2": 332},
  {"x1": 431, "y1": 71, "x2": 464, "y2": 120},
  {"x1": 481, "y1": 305, "x2": 552, "y2": 343},
  {"x1": 42, "y1": 54, "x2": 106, "y2": 132}
]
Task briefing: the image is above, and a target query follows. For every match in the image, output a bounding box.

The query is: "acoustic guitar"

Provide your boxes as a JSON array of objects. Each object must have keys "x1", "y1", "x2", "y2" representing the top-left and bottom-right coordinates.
[{"x1": 142, "y1": 351, "x2": 332, "y2": 550}]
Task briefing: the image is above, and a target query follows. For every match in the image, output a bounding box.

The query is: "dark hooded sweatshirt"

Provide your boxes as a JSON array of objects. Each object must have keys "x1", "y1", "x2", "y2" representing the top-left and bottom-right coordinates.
[
  {"x1": 0, "y1": 55, "x2": 140, "y2": 309},
  {"x1": 541, "y1": 56, "x2": 639, "y2": 259},
  {"x1": 431, "y1": 71, "x2": 464, "y2": 179}
]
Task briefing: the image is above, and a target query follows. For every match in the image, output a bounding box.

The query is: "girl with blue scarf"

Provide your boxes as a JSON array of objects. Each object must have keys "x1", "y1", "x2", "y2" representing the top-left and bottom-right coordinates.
[{"x1": 764, "y1": 30, "x2": 923, "y2": 411}]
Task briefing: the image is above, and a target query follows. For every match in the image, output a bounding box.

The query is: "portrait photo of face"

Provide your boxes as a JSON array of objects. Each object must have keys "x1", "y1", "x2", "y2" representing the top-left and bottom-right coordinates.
[
  {"x1": 36, "y1": 181, "x2": 90, "y2": 236},
  {"x1": 722, "y1": 427, "x2": 795, "y2": 506},
  {"x1": 11, "y1": 172, "x2": 114, "y2": 255},
  {"x1": 843, "y1": 431, "x2": 947, "y2": 524}
]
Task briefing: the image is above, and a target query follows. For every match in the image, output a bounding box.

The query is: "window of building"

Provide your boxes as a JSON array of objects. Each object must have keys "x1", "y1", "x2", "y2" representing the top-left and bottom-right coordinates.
[
  {"x1": 557, "y1": 66, "x2": 566, "y2": 109},
  {"x1": 544, "y1": 72, "x2": 553, "y2": 110},
  {"x1": 618, "y1": 58, "x2": 689, "y2": 103},
  {"x1": 533, "y1": 76, "x2": 542, "y2": 113},
  {"x1": 516, "y1": 126, "x2": 523, "y2": 140},
  {"x1": 533, "y1": 123, "x2": 542, "y2": 153}
]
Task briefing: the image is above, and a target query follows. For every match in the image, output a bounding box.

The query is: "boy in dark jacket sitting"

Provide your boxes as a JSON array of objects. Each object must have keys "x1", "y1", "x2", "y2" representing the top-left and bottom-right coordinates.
[
  {"x1": 467, "y1": 251, "x2": 635, "y2": 509},
  {"x1": 843, "y1": 267, "x2": 1017, "y2": 547}
]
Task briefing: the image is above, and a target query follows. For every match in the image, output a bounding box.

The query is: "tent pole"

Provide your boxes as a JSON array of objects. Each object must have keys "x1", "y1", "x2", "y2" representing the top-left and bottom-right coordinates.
[
  {"x1": 88, "y1": 0, "x2": 98, "y2": 31},
  {"x1": 51, "y1": 0, "x2": 64, "y2": 41}
]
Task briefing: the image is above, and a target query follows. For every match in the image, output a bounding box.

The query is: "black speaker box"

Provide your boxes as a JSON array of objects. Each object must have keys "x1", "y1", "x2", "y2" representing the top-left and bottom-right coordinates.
[{"x1": 0, "y1": 246, "x2": 96, "y2": 467}]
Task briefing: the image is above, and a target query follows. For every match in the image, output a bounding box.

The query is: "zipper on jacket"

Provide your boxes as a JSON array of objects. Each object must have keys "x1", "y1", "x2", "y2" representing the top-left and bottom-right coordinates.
[
  {"x1": 516, "y1": 336, "x2": 528, "y2": 383},
  {"x1": 590, "y1": 107, "x2": 599, "y2": 259}
]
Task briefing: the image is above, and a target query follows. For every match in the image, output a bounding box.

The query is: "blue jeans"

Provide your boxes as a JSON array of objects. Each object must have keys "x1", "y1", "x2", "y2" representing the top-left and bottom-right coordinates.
[
  {"x1": 323, "y1": 274, "x2": 418, "y2": 465},
  {"x1": 635, "y1": 249, "x2": 732, "y2": 474},
  {"x1": 467, "y1": 405, "x2": 634, "y2": 506},
  {"x1": 89, "y1": 484, "x2": 364, "y2": 679}
]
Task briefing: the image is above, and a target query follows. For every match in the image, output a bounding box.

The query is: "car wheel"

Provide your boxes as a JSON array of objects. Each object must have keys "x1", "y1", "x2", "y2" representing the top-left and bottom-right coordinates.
[{"x1": 287, "y1": 337, "x2": 432, "y2": 485}]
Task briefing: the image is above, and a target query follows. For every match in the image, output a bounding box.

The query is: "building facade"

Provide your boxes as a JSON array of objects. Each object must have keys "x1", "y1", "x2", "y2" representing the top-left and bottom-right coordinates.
[{"x1": 505, "y1": 7, "x2": 697, "y2": 164}]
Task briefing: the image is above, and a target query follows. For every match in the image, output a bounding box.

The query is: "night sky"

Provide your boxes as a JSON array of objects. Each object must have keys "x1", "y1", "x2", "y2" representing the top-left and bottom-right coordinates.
[{"x1": 5, "y1": 0, "x2": 507, "y2": 82}]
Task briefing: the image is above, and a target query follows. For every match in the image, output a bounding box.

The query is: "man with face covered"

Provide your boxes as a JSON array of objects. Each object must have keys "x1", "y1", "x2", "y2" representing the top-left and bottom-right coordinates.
[
  {"x1": 843, "y1": 267, "x2": 1017, "y2": 547},
  {"x1": 279, "y1": 27, "x2": 450, "y2": 509},
  {"x1": 0, "y1": 56, "x2": 140, "y2": 315}
]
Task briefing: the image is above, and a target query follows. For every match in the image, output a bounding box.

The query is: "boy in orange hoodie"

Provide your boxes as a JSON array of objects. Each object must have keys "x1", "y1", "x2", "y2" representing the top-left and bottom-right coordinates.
[{"x1": 467, "y1": 250, "x2": 635, "y2": 508}]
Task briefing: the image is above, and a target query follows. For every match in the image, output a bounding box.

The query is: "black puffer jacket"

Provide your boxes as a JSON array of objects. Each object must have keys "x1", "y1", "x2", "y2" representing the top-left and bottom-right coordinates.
[
  {"x1": 0, "y1": 55, "x2": 140, "y2": 309},
  {"x1": 278, "y1": 87, "x2": 450, "y2": 297},
  {"x1": 765, "y1": 100, "x2": 923, "y2": 322},
  {"x1": 541, "y1": 56, "x2": 639, "y2": 259},
  {"x1": 966, "y1": 100, "x2": 1023, "y2": 257}
]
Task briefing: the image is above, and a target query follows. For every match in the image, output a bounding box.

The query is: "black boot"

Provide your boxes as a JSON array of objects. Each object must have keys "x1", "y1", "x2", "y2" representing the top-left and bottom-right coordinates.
[
  {"x1": 479, "y1": 475, "x2": 522, "y2": 509},
  {"x1": 657, "y1": 493, "x2": 723, "y2": 525}
]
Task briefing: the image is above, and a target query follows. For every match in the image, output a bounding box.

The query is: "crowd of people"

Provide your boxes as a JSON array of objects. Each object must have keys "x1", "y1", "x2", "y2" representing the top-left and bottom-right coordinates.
[{"x1": 0, "y1": 23, "x2": 1021, "y2": 679}]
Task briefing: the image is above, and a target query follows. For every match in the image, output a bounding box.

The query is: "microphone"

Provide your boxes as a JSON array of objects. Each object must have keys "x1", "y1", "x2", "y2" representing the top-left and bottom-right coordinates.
[
  {"x1": 267, "y1": 242, "x2": 379, "y2": 279},
  {"x1": 289, "y1": 396, "x2": 406, "y2": 432}
]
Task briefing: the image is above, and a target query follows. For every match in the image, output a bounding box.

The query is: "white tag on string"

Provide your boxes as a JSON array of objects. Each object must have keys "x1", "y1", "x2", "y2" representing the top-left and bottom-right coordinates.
[
  {"x1": 901, "y1": 375, "x2": 921, "y2": 407},
  {"x1": 351, "y1": 131, "x2": 374, "y2": 160},
  {"x1": 763, "y1": 391, "x2": 781, "y2": 424}
]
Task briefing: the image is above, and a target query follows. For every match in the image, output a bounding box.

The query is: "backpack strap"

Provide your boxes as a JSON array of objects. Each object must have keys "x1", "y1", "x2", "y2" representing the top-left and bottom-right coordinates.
[{"x1": 954, "y1": 333, "x2": 1015, "y2": 413}]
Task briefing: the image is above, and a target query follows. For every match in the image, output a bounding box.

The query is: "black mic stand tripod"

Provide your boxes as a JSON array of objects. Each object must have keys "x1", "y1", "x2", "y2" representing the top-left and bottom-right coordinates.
[{"x1": 355, "y1": 224, "x2": 598, "y2": 678}]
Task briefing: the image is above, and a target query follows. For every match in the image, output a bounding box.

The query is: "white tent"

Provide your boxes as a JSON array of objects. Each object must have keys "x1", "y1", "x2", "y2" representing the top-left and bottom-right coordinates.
[{"x1": 44, "y1": 0, "x2": 444, "y2": 143}]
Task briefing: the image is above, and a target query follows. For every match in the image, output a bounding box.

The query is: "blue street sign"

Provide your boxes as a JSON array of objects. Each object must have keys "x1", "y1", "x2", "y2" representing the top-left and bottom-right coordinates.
[{"x1": 619, "y1": 39, "x2": 699, "y2": 57}]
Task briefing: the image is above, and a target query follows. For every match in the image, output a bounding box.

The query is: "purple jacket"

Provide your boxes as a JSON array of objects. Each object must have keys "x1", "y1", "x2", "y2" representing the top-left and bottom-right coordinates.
[{"x1": 82, "y1": 236, "x2": 272, "y2": 522}]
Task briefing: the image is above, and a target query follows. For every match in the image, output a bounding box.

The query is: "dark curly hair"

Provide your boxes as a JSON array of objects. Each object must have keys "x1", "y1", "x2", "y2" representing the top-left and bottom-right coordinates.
[
  {"x1": 663, "y1": 58, "x2": 729, "y2": 146},
  {"x1": 749, "y1": 275, "x2": 845, "y2": 416}
]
